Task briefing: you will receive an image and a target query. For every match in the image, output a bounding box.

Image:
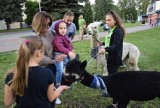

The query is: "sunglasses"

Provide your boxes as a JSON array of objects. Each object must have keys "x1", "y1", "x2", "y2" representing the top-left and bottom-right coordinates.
[{"x1": 42, "y1": 22, "x2": 52, "y2": 29}]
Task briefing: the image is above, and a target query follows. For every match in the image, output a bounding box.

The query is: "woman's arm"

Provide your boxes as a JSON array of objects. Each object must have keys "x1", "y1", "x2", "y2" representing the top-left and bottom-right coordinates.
[{"x1": 4, "y1": 84, "x2": 15, "y2": 107}]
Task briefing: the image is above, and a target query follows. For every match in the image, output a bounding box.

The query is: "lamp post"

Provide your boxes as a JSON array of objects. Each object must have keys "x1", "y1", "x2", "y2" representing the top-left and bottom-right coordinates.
[{"x1": 37, "y1": 0, "x2": 41, "y2": 12}]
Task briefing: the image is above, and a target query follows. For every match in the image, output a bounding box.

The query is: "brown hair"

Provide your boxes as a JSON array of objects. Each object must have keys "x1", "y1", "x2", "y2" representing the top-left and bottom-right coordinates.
[
  {"x1": 11, "y1": 36, "x2": 43, "y2": 96},
  {"x1": 107, "y1": 10, "x2": 126, "y2": 38},
  {"x1": 32, "y1": 11, "x2": 52, "y2": 35},
  {"x1": 64, "y1": 11, "x2": 74, "y2": 17}
]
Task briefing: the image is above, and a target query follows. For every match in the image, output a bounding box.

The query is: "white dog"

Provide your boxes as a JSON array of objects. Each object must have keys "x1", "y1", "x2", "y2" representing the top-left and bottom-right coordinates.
[{"x1": 87, "y1": 22, "x2": 140, "y2": 75}]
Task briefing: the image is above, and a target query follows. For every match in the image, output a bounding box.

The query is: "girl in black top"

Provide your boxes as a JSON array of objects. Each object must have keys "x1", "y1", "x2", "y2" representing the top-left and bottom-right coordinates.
[
  {"x1": 99, "y1": 10, "x2": 126, "y2": 75},
  {"x1": 4, "y1": 36, "x2": 70, "y2": 108}
]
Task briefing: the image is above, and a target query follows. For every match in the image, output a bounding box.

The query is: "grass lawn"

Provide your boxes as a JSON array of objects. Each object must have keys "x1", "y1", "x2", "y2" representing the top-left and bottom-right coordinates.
[
  {"x1": 0, "y1": 27, "x2": 160, "y2": 107},
  {"x1": 124, "y1": 22, "x2": 142, "y2": 28}
]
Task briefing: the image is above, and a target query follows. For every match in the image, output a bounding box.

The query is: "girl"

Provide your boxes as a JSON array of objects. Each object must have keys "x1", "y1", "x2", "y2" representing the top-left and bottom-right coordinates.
[
  {"x1": 52, "y1": 21, "x2": 76, "y2": 87},
  {"x1": 99, "y1": 10, "x2": 126, "y2": 75},
  {"x1": 4, "y1": 36, "x2": 70, "y2": 108}
]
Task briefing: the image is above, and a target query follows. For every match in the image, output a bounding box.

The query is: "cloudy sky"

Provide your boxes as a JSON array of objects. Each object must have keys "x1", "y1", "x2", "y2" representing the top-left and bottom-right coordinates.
[{"x1": 89, "y1": 0, "x2": 118, "y2": 5}]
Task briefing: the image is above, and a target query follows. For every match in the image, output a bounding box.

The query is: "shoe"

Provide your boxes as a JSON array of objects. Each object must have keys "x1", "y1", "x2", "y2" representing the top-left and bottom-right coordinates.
[
  {"x1": 102, "y1": 93, "x2": 110, "y2": 97},
  {"x1": 55, "y1": 98, "x2": 61, "y2": 105}
]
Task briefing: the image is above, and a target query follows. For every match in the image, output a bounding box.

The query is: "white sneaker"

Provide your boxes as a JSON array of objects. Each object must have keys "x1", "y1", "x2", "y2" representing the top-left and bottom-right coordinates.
[{"x1": 55, "y1": 98, "x2": 61, "y2": 105}]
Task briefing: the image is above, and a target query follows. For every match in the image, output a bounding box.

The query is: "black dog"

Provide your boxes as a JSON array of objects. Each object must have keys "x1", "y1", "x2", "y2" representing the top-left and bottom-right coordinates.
[{"x1": 63, "y1": 59, "x2": 160, "y2": 108}]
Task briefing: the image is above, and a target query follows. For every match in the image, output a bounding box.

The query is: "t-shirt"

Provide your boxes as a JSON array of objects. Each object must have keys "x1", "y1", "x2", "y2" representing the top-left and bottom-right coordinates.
[
  {"x1": 78, "y1": 19, "x2": 85, "y2": 28},
  {"x1": 5, "y1": 66, "x2": 55, "y2": 108}
]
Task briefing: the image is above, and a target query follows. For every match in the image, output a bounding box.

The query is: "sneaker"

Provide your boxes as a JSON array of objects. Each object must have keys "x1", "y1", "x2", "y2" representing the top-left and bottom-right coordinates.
[
  {"x1": 102, "y1": 93, "x2": 110, "y2": 97},
  {"x1": 55, "y1": 98, "x2": 61, "y2": 105}
]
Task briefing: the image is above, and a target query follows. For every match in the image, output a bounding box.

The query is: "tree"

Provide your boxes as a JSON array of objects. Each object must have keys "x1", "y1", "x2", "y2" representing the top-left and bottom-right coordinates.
[
  {"x1": 82, "y1": 1, "x2": 93, "y2": 25},
  {"x1": 24, "y1": 0, "x2": 39, "y2": 25},
  {"x1": 95, "y1": 0, "x2": 113, "y2": 21},
  {"x1": 0, "y1": 0, "x2": 26, "y2": 31},
  {"x1": 118, "y1": 0, "x2": 137, "y2": 22},
  {"x1": 41, "y1": 0, "x2": 83, "y2": 29},
  {"x1": 135, "y1": 0, "x2": 150, "y2": 15}
]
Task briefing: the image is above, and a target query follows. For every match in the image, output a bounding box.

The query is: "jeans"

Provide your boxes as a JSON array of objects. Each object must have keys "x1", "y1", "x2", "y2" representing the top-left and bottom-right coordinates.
[{"x1": 54, "y1": 52, "x2": 69, "y2": 85}]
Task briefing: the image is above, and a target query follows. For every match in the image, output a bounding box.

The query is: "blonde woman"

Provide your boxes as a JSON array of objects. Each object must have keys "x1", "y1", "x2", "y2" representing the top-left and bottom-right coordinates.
[
  {"x1": 4, "y1": 37, "x2": 70, "y2": 108},
  {"x1": 78, "y1": 15, "x2": 86, "y2": 40}
]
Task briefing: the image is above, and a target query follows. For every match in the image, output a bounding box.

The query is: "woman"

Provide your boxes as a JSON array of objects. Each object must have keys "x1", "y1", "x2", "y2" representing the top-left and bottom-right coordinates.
[
  {"x1": 4, "y1": 37, "x2": 70, "y2": 108},
  {"x1": 78, "y1": 15, "x2": 86, "y2": 40},
  {"x1": 32, "y1": 11, "x2": 67, "y2": 73},
  {"x1": 99, "y1": 10, "x2": 126, "y2": 75}
]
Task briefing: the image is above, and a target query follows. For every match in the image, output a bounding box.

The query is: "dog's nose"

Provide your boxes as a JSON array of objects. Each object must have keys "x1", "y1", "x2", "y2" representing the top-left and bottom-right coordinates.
[
  {"x1": 88, "y1": 31, "x2": 92, "y2": 35},
  {"x1": 88, "y1": 33, "x2": 92, "y2": 35}
]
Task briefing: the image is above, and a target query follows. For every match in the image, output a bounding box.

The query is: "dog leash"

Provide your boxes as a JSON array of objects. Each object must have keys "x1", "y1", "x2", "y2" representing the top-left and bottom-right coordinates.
[
  {"x1": 93, "y1": 37, "x2": 101, "y2": 44},
  {"x1": 87, "y1": 52, "x2": 99, "y2": 66}
]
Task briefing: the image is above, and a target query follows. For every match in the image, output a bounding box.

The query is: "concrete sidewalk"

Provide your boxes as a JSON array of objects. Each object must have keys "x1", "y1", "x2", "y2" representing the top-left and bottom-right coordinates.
[{"x1": 0, "y1": 23, "x2": 152, "y2": 53}]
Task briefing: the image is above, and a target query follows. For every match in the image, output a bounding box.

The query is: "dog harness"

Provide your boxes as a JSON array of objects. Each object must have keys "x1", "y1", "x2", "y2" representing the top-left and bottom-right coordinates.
[{"x1": 90, "y1": 75, "x2": 108, "y2": 95}]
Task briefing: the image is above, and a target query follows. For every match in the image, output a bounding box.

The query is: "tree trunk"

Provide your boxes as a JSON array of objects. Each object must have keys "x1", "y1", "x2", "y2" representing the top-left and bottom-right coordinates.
[
  {"x1": 5, "y1": 19, "x2": 11, "y2": 31},
  {"x1": 20, "y1": 22, "x2": 23, "y2": 29},
  {"x1": 6, "y1": 22, "x2": 11, "y2": 31}
]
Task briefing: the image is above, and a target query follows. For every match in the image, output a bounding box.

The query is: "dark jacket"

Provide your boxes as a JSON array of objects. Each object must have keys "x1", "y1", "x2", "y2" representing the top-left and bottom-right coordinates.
[{"x1": 105, "y1": 26, "x2": 123, "y2": 66}]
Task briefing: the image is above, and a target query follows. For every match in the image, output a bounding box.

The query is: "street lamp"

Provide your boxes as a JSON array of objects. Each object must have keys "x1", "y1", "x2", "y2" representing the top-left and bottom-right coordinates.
[{"x1": 37, "y1": 0, "x2": 41, "y2": 12}]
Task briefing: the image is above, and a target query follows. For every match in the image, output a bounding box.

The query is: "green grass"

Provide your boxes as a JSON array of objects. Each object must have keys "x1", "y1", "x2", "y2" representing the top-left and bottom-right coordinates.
[
  {"x1": 0, "y1": 27, "x2": 160, "y2": 107},
  {"x1": 124, "y1": 22, "x2": 141, "y2": 28}
]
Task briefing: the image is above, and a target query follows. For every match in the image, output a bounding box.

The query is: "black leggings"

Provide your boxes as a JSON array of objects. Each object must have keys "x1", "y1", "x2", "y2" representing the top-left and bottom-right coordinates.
[{"x1": 107, "y1": 65, "x2": 119, "y2": 75}]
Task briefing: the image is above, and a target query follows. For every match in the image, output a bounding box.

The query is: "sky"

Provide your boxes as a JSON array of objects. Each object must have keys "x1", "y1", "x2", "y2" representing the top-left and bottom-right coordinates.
[{"x1": 89, "y1": 0, "x2": 118, "y2": 5}]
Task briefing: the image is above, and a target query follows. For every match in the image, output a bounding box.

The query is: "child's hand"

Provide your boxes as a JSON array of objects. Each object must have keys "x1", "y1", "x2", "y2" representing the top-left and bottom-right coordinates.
[
  {"x1": 68, "y1": 51, "x2": 76, "y2": 59},
  {"x1": 59, "y1": 85, "x2": 70, "y2": 91}
]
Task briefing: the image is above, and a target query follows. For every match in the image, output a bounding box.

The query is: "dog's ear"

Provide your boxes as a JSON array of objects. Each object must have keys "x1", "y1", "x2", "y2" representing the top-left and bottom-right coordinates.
[
  {"x1": 80, "y1": 60, "x2": 87, "y2": 69},
  {"x1": 74, "y1": 54, "x2": 80, "y2": 61}
]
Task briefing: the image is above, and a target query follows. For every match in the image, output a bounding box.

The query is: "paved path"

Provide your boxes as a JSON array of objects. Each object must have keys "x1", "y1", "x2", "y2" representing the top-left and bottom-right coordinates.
[{"x1": 0, "y1": 23, "x2": 152, "y2": 53}]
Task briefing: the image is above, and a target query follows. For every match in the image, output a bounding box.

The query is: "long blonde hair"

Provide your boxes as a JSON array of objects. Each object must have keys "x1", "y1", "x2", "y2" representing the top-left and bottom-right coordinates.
[
  {"x1": 11, "y1": 36, "x2": 43, "y2": 96},
  {"x1": 107, "y1": 10, "x2": 126, "y2": 38},
  {"x1": 32, "y1": 11, "x2": 52, "y2": 35}
]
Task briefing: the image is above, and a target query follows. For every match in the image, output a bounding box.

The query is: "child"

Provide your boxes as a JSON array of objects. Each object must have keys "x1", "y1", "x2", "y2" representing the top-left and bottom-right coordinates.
[
  {"x1": 52, "y1": 21, "x2": 76, "y2": 87},
  {"x1": 99, "y1": 10, "x2": 126, "y2": 75},
  {"x1": 4, "y1": 36, "x2": 70, "y2": 108}
]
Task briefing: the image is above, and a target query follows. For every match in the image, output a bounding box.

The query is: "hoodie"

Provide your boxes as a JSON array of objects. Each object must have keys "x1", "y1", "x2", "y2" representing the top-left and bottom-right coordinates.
[{"x1": 52, "y1": 20, "x2": 73, "y2": 55}]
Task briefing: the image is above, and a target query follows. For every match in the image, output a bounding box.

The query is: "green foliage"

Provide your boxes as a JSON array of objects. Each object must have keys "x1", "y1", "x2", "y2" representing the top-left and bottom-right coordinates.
[
  {"x1": 0, "y1": 0, "x2": 27, "y2": 31},
  {"x1": 95, "y1": 0, "x2": 113, "y2": 21},
  {"x1": 24, "y1": 0, "x2": 39, "y2": 25},
  {"x1": 118, "y1": 0, "x2": 137, "y2": 21},
  {"x1": 135, "y1": 0, "x2": 150, "y2": 15},
  {"x1": 41, "y1": 0, "x2": 84, "y2": 29},
  {"x1": 82, "y1": 1, "x2": 93, "y2": 25}
]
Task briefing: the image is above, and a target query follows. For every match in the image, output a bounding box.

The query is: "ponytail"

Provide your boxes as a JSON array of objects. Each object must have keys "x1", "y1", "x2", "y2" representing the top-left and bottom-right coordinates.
[{"x1": 11, "y1": 36, "x2": 43, "y2": 96}]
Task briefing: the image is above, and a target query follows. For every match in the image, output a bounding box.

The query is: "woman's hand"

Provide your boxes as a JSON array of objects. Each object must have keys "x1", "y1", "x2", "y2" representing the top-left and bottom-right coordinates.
[
  {"x1": 68, "y1": 51, "x2": 76, "y2": 59},
  {"x1": 55, "y1": 54, "x2": 67, "y2": 62},
  {"x1": 98, "y1": 48, "x2": 106, "y2": 55}
]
